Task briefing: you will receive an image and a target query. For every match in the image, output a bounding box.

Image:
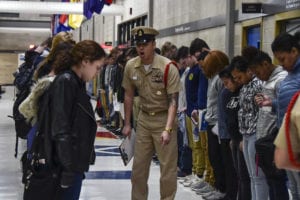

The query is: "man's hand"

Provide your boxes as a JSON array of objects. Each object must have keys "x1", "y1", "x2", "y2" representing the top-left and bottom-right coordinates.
[
  {"x1": 255, "y1": 93, "x2": 272, "y2": 107},
  {"x1": 161, "y1": 131, "x2": 171, "y2": 146},
  {"x1": 122, "y1": 125, "x2": 132, "y2": 138}
]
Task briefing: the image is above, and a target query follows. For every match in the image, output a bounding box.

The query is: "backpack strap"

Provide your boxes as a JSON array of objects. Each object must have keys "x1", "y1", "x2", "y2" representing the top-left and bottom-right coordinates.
[
  {"x1": 285, "y1": 91, "x2": 300, "y2": 167},
  {"x1": 163, "y1": 61, "x2": 178, "y2": 88}
]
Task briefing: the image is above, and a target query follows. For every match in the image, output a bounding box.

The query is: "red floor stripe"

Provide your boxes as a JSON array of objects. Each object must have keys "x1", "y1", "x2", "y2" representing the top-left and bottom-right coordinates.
[{"x1": 96, "y1": 131, "x2": 118, "y2": 139}]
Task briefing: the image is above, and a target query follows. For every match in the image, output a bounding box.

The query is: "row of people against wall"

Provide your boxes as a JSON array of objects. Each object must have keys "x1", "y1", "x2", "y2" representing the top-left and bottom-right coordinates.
[
  {"x1": 17, "y1": 27, "x2": 300, "y2": 200},
  {"x1": 96, "y1": 30, "x2": 300, "y2": 200}
]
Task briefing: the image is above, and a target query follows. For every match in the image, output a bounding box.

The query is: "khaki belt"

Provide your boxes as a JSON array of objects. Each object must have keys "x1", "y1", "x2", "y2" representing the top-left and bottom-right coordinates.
[{"x1": 141, "y1": 110, "x2": 167, "y2": 116}]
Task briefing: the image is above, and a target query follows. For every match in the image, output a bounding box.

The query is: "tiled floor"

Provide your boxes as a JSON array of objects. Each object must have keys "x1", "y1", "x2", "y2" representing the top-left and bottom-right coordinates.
[{"x1": 0, "y1": 86, "x2": 202, "y2": 200}]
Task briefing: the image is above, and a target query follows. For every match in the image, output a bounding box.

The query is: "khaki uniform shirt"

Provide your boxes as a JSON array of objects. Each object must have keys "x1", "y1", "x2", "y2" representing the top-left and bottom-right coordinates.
[
  {"x1": 122, "y1": 54, "x2": 180, "y2": 114},
  {"x1": 274, "y1": 96, "x2": 300, "y2": 153}
]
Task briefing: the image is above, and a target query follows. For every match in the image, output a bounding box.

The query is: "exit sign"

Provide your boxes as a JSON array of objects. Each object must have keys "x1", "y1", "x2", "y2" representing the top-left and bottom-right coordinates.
[{"x1": 242, "y1": 3, "x2": 262, "y2": 13}]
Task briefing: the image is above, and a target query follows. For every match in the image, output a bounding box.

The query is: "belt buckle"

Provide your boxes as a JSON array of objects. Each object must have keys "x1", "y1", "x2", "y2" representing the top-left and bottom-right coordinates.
[{"x1": 149, "y1": 112, "x2": 155, "y2": 116}]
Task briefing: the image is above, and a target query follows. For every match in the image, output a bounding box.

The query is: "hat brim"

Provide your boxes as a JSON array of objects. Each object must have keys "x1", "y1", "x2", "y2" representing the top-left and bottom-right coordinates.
[
  {"x1": 134, "y1": 39, "x2": 154, "y2": 45},
  {"x1": 134, "y1": 34, "x2": 155, "y2": 45}
]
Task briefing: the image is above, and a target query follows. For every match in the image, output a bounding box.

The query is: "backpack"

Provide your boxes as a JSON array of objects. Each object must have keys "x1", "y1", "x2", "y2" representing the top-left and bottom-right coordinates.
[
  {"x1": 12, "y1": 61, "x2": 37, "y2": 157},
  {"x1": 13, "y1": 62, "x2": 35, "y2": 91},
  {"x1": 12, "y1": 88, "x2": 32, "y2": 157}
]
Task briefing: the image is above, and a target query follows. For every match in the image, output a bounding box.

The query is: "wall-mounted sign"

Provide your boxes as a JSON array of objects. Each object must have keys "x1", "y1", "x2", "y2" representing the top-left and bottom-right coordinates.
[
  {"x1": 104, "y1": 41, "x2": 113, "y2": 46},
  {"x1": 242, "y1": 3, "x2": 262, "y2": 13},
  {"x1": 286, "y1": 0, "x2": 300, "y2": 9}
]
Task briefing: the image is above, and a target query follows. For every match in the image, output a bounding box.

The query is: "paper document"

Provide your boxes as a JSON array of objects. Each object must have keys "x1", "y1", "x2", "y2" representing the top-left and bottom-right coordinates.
[
  {"x1": 119, "y1": 130, "x2": 136, "y2": 166},
  {"x1": 212, "y1": 123, "x2": 219, "y2": 136},
  {"x1": 198, "y1": 109, "x2": 207, "y2": 131}
]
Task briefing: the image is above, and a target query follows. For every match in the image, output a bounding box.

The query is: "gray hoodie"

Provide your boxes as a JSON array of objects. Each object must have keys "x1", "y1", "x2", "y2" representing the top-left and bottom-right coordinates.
[
  {"x1": 256, "y1": 66, "x2": 287, "y2": 139},
  {"x1": 205, "y1": 75, "x2": 223, "y2": 125}
]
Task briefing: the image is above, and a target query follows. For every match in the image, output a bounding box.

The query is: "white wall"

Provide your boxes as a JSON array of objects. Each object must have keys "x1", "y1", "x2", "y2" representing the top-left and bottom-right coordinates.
[{"x1": 122, "y1": 0, "x2": 149, "y2": 21}]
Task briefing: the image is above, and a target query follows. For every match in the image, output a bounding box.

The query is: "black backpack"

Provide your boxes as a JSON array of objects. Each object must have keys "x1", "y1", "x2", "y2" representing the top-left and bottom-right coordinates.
[
  {"x1": 12, "y1": 88, "x2": 32, "y2": 157},
  {"x1": 12, "y1": 61, "x2": 36, "y2": 157},
  {"x1": 13, "y1": 62, "x2": 35, "y2": 91}
]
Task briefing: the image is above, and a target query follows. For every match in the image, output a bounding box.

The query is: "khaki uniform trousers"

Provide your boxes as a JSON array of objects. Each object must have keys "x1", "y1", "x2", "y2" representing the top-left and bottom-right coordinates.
[
  {"x1": 132, "y1": 96, "x2": 140, "y2": 130},
  {"x1": 132, "y1": 111, "x2": 178, "y2": 200},
  {"x1": 185, "y1": 116, "x2": 214, "y2": 185}
]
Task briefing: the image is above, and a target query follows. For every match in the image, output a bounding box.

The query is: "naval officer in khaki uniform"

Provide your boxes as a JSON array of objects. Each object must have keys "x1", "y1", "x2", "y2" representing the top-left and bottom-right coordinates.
[{"x1": 122, "y1": 26, "x2": 181, "y2": 200}]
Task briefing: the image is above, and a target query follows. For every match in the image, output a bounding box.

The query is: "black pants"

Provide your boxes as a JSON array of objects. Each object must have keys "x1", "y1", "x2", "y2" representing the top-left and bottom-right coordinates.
[
  {"x1": 207, "y1": 125, "x2": 226, "y2": 192},
  {"x1": 221, "y1": 139, "x2": 238, "y2": 200},
  {"x1": 231, "y1": 139, "x2": 251, "y2": 200},
  {"x1": 268, "y1": 176, "x2": 289, "y2": 200}
]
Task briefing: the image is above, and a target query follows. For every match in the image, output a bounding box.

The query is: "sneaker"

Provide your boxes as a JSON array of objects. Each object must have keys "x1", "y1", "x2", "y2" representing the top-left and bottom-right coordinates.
[
  {"x1": 182, "y1": 175, "x2": 200, "y2": 187},
  {"x1": 203, "y1": 190, "x2": 226, "y2": 200},
  {"x1": 179, "y1": 174, "x2": 193, "y2": 184},
  {"x1": 177, "y1": 171, "x2": 186, "y2": 179},
  {"x1": 201, "y1": 190, "x2": 216, "y2": 198},
  {"x1": 191, "y1": 180, "x2": 207, "y2": 191},
  {"x1": 195, "y1": 184, "x2": 214, "y2": 194}
]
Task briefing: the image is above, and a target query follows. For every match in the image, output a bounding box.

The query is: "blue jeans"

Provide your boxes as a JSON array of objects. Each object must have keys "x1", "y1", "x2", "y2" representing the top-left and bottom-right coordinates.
[
  {"x1": 177, "y1": 112, "x2": 192, "y2": 174},
  {"x1": 61, "y1": 173, "x2": 83, "y2": 200},
  {"x1": 286, "y1": 170, "x2": 300, "y2": 200},
  {"x1": 243, "y1": 134, "x2": 269, "y2": 200}
]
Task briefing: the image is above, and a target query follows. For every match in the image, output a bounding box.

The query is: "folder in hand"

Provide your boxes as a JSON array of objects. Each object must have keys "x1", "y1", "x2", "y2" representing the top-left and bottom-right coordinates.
[{"x1": 119, "y1": 129, "x2": 136, "y2": 166}]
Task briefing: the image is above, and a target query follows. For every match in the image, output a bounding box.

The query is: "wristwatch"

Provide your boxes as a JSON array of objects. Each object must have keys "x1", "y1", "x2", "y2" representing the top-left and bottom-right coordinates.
[{"x1": 164, "y1": 127, "x2": 173, "y2": 134}]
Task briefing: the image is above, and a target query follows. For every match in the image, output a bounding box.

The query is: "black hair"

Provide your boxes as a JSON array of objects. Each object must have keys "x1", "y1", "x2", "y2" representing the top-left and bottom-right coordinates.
[
  {"x1": 176, "y1": 46, "x2": 189, "y2": 60},
  {"x1": 250, "y1": 50, "x2": 272, "y2": 67},
  {"x1": 125, "y1": 47, "x2": 138, "y2": 58},
  {"x1": 155, "y1": 47, "x2": 161, "y2": 55},
  {"x1": 230, "y1": 55, "x2": 249, "y2": 72},
  {"x1": 189, "y1": 38, "x2": 210, "y2": 56},
  {"x1": 116, "y1": 50, "x2": 127, "y2": 67},
  {"x1": 272, "y1": 31, "x2": 300, "y2": 53},
  {"x1": 219, "y1": 66, "x2": 233, "y2": 79},
  {"x1": 197, "y1": 50, "x2": 209, "y2": 61},
  {"x1": 242, "y1": 46, "x2": 259, "y2": 62}
]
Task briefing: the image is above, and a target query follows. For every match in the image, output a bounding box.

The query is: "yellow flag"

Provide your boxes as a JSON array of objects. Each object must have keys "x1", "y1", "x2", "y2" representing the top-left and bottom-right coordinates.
[{"x1": 68, "y1": 0, "x2": 84, "y2": 29}]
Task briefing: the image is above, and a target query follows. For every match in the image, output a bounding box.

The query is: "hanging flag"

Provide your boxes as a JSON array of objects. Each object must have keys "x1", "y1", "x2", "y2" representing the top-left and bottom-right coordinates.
[
  {"x1": 68, "y1": 0, "x2": 84, "y2": 29},
  {"x1": 84, "y1": 0, "x2": 112, "y2": 19},
  {"x1": 59, "y1": 14, "x2": 68, "y2": 25},
  {"x1": 105, "y1": 0, "x2": 112, "y2": 4}
]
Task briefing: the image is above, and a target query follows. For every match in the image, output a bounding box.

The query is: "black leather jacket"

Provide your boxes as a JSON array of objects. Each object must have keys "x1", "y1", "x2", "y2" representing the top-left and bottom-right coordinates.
[{"x1": 50, "y1": 70, "x2": 97, "y2": 186}]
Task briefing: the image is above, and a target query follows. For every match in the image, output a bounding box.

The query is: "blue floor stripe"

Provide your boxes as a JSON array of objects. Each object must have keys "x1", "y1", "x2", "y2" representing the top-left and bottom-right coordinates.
[
  {"x1": 94, "y1": 145, "x2": 121, "y2": 157},
  {"x1": 85, "y1": 170, "x2": 131, "y2": 179}
]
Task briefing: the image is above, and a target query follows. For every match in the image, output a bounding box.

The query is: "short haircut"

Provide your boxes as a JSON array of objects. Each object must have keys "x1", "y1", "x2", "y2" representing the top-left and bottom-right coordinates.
[
  {"x1": 155, "y1": 48, "x2": 161, "y2": 55},
  {"x1": 272, "y1": 31, "x2": 300, "y2": 52},
  {"x1": 219, "y1": 65, "x2": 234, "y2": 79},
  {"x1": 197, "y1": 50, "x2": 209, "y2": 61},
  {"x1": 242, "y1": 46, "x2": 259, "y2": 62},
  {"x1": 250, "y1": 50, "x2": 272, "y2": 67},
  {"x1": 189, "y1": 38, "x2": 210, "y2": 56},
  {"x1": 230, "y1": 56, "x2": 249, "y2": 72},
  {"x1": 176, "y1": 46, "x2": 189, "y2": 60}
]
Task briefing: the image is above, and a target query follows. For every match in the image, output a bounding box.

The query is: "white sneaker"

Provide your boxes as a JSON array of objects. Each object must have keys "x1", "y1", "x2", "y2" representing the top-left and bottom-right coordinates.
[
  {"x1": 204, "y1": 190, "x2": 226, "y2": 200},
  {"x1": 202, "y1": 190, "x2": 216, "y2": 198},
  {"x1": 182, "y1": 174, "x2": 199, "y2": 187},
  {"x1": 195, "y1": 184, "x2": 214, "y2": 194},
  {"x1": 179, "y1": 174, "x2": 193, "y2": 184},
  {"x1": 191, "y1": 180, "x2": 207, "y2": 191}
]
